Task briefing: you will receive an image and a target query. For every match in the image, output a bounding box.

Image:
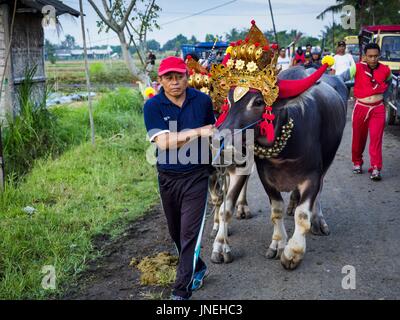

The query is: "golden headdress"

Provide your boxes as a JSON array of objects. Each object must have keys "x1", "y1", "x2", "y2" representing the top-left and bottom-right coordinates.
[
  {"x1": 210, "y1": 20, "x2": 280, "y2": 111},
  {"x1": 186, "y1": 55, "x2": 211, "y2": 95}
]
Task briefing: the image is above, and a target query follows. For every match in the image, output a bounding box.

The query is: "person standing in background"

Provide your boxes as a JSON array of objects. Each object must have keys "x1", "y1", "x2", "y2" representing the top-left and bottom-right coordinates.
[
  {"x1": 293, "y1": 46, "x2": 305, "y2": 66},
  {"x1": 277, "y1": 47, "x2": 291, "y2": 71},
  {"x1": 331, "y1": 41, "x2": 355, "y2": 75}
]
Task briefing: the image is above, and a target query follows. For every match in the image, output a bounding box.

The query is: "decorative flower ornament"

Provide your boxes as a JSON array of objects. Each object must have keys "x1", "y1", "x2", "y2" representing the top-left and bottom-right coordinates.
[
  {"x1": 226, "y1": 59, "x2": 235, "y2": 69},
  {"x1": 185, "y1": 55, "x2": 211, "y2": 94},
  {"x1": 235, "y1": 59, "x2": 245, "y2": 70},
  {"x1": 246, "y1": 61, "x2": 258, "y2": 73}
]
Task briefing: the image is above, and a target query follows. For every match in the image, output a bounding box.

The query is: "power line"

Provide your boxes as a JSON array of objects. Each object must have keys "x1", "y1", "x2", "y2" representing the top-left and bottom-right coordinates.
[
  {"x1": 159, "y1": 11, "x2": 322, "y2": 17},
  {"x1": 75, "y1": 0, "x2": 240, "y2": 44},
  {"x1": 160, "y1": 0, "x2": 238, "y2": 26}
]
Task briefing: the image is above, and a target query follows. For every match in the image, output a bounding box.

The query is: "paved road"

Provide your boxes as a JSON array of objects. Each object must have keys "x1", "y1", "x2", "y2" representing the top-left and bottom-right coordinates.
[
  {"x1": 66, "y1": 102, "x2": 400, "y2": 300},
  {"x1": 194, "y1": 102, "x2": 400, "y2": 300}
]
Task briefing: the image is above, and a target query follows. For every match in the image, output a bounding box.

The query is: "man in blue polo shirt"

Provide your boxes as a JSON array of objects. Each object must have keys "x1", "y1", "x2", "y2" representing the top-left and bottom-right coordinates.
[{"x1": 143, "y1": 56, "x2": 215, "y2": 300}]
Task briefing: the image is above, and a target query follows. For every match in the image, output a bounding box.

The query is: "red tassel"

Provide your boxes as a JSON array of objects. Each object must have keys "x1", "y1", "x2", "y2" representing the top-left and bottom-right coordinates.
[
  {"x1": 259, "y1": 106, "x2": 275, "y2": 143},
  {"x1": 266, "y1": 122, "x2": 275, "y2": 143},
  {"x1": 215, "y1": 103, "x2": 229, "y2": 127},
  {"x1": 215, "y1": 112, "x2": 227, "y2": 127}
]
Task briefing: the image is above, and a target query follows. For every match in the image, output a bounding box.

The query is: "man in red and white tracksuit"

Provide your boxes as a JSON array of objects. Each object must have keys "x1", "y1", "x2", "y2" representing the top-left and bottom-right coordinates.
[{"x1": 341, "y1": 43, "x2": 392, "y2": 181}]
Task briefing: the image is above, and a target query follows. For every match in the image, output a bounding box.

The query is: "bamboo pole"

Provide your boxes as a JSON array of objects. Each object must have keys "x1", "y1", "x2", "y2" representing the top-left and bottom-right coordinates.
[
  {"x1": 268, "y1": 0, "x2": 278, "y2": 45},
  {"x1": 79, "y1": 0, "x2": 95, "y2": 146},
  {"x1": 0, "y1": 127, "x2": 4, "y2": 191}
]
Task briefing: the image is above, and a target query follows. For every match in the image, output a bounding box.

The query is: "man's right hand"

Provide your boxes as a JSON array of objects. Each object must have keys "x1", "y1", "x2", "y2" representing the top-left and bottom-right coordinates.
[{"x1": 197, "y1": 125, "x2": 216, "y2": 137}]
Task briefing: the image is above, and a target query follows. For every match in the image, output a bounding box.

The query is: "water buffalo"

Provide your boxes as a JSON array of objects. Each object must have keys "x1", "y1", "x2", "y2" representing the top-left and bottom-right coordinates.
[{"x1": 210, "y1": 66, "x2": 348, "y2": 270}]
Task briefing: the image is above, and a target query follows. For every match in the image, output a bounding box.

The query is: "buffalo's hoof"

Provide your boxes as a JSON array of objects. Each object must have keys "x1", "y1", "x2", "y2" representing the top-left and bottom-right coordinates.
[
  {"x1": 236, "y1": 205, "x2": 252, "y2": 220},
  {"x1": 236, "y1": 212, "x2": 246, "y2": 219},
  {"x1": 280, "y1": 251, "x2": 303, "y2": 270},
  {"x1": 286, "y1": 206, "x2": 295, "y2": 216},
  {"x1": 223, "y1": 251, "x2": 234, "y2": 264},
  {"x1": 266, "y1": 248, "x2": 284, "y2": 259},
  {"x1": 311, "y1": 216, "x2": 330, "y2": 236},
  {"x1": 211, "y1": 252, "x2": 223, "y2": 264},
  {"x1": 266, "y1": 248, "x2": 277, "y2": 259},
  {"x1": 236, "y1": 204, "x2": 251, "y2": 220}
]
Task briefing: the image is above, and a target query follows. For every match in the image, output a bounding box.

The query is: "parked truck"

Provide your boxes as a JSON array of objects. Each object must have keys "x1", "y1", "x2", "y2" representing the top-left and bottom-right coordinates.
[{"x1": 344, "y1": 35, "x2": 360, "y2": 63}]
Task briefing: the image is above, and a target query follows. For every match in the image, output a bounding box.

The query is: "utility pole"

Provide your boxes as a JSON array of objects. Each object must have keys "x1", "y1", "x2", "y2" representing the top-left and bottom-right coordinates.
[
  {"x1": 79, "y1": 0, "x2": 95, "y2": 146},
  {"x1": 268, "y1": 0, "x2": 278, "y2": 45},
  {"x1": 332, "y1": 11, "x2": 335, "y2": 51}
]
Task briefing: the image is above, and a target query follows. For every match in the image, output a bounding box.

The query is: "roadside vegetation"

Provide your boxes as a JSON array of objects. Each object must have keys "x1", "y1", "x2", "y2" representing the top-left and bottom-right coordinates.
[{"x1": 0, "y1": 67, "x2": 158, "y2": 299}]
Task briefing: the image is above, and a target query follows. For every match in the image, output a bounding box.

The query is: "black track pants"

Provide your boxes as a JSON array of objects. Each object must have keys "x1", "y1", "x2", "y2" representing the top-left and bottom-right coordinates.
[{"x1": 158, "y1": 167, "x2": 210, "y2": 299}]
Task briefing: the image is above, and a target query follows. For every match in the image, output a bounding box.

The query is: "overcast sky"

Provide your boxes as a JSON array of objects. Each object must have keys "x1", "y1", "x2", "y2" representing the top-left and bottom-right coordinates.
[{"x1": 45, "y1": 0, "x2": 341, "y2": 47}]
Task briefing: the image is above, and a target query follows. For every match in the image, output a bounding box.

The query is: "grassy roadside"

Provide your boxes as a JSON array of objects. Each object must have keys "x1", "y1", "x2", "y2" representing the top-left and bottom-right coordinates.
[
  {"x1": 45, "y1": 59, "x2": 160, "y2": 86},
  {"x1": 0, "y1": 89, "x2": 159, "y2": 299}
]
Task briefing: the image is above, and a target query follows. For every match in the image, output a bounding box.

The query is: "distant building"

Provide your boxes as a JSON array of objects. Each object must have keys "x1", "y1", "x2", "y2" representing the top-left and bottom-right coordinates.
[
  {"x1": 55, "y1": 49, "x2": 72, "y2": 59},
  {"x1": 53, "y1": 46, "x2": 114, "y2": 60},
  {"x1": 0, "y1": 0, "x2": 79, "y2": 119}
]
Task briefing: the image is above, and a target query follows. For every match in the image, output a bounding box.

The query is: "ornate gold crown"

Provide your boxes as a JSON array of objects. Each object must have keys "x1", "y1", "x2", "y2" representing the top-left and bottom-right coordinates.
[
  {"x1": 186, "y1": 56, "x2": 211, "y2": 95},
  {"x1": 210, "y1": 20, "x2": 279, "y2": 111}
]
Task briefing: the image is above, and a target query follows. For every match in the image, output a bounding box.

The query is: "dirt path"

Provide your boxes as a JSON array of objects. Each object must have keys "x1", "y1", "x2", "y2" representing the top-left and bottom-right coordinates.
[{"x1": 65, "y1": 102, "x2": 400, "y2": 300}]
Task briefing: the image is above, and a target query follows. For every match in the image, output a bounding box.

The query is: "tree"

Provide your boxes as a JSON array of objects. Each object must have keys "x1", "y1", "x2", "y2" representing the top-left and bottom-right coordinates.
[
  {"x1": 88, "y1": 0, "x2": 161, "y2": 85},
  {"x1": 189, "y1": 36, "x2": 198, "y2": 44},
  {"x1": 146, "y1": 39, "x2": 160, "y2": 51},
  {"x1": 61, "y1": 34, "x2": 76, "y2": 49},
  {"x1": 317, "y1": 0, "x2": 400, "y2": 30},
  {"x1": 45, "y1": 39, "x2": 57, "y2": 64},
  {"x1": 298, "y1": 36, "x2": 320, "y2": 47},
  {"x1": 205, "y1": 34, "x2": 216, "y2": 42},
  {"x1": 162, "y1": 34, "x2": 189, "y2": 51},
  {"x1": 225, "y1": 28, "x2": 247, "y2": 42},
  {"x1": 320, "y1": 22, "x2": 353, "y2": 52}
]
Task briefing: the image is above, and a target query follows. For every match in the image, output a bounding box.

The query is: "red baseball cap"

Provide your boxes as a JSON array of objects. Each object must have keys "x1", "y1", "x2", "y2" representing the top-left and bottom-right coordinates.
[{"x1": 158, "y1": 56, "x2": 187, "y2": 76}]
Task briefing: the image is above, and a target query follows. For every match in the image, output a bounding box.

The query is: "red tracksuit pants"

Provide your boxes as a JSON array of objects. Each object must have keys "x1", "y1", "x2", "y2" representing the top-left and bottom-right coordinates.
[{"x1": 352, "y1": 101, "x2": 385, "y2": 171}]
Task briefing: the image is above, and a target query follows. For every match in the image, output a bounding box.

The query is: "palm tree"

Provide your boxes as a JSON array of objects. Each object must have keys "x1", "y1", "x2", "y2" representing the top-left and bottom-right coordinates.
[
  {"x1": 317, "y1": 0, "x2": 400, "y2": 28},
  {"x1": 316, "y1": 0, "x2": 354, "y2": 21},
  {"x1": 317, "y1": 0, "x2": 359, "y2": 48},
  {"x1": 225, "y1": 28, "x2": 247, "y2": 42}
]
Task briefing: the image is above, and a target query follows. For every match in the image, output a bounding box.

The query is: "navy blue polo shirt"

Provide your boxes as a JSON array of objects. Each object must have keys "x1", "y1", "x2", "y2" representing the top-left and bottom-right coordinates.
[{"x1": 143, "y1": 87, "x2": 216, "y2": 173}]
